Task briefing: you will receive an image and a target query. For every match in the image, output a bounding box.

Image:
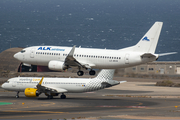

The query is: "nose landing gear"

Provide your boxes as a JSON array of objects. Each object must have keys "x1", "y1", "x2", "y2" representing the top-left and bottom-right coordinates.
[
  {"x1": 60, "y1": 93, "x2": 66, "y2": 99},
  {"x1": 16, "y1": 91, "x2": 19, "y2": 98}
]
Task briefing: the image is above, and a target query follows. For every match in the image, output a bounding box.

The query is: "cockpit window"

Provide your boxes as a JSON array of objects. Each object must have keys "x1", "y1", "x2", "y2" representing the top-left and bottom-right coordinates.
[
  {"x1": 21, "y1": 50, "x2": 26, "y2": 53},
  {"x1": 5, "y1": 81, "x2": 9, "y2": 83}
]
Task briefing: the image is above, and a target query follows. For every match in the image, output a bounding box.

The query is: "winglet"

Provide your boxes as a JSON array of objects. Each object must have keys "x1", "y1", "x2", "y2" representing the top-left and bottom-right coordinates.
[
  {"x1": 38, "y1": 77, "x2": 44, "y2": 86},
  {"x1": 68, "y1": 45, "x2": 76, "y2": 57}
]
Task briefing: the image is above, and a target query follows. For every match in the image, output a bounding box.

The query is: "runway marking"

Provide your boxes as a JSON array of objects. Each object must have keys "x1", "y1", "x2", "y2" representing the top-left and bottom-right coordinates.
[
  {"x1": 105, "y1": 94, "x2": 180, "y2": 98},
  {"x1": 0, "y1": 102, "x2": 13, "y2": 105},
  {"x1": 97, "y1": 105, "x2": 147, "y2": 108},
  {"x1": 127, "y1": 106, "x2": 147, "y2": 108},
  {"x1": 1, "y1": 110, "x2": 67, "y2": 114},
  {"x1": 85, "y1": 92, "x2": 95, "y2": 93}
]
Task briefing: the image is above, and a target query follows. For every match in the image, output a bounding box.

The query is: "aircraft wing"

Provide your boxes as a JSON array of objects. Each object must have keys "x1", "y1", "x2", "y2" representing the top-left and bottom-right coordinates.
[
  {"x1": 36, "y1": 77, "x2": 68, "y2": 93},
  {"x1": 64, "y1": 45, "x2": 95, "y2": 69}
]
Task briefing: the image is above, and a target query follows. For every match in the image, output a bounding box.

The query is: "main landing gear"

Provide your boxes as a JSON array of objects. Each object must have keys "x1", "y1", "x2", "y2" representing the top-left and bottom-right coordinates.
[
  {"x1": 77, "y1": 69, "x2": 96, "y2": 76},
  {"x1": 16, "y1": 91, "x2": 19, "y2": 98},
  {"x1": 89, "y1": 70, "x2": 96, "y2": 75},
  {"x1": 77, "y1": 71, "x2": 84, "y2": 76},
  {"x1": 60, "y1": 93, "x2": 66, "y2": 99},
  {"x1": 47, "y1": 95, "x2": 53, "y2": 99}
]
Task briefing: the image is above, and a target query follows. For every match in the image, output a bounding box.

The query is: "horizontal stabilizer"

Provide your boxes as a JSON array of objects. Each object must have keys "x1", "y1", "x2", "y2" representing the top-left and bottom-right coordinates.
[
  {"x1": 141, "y1": 53, "x2": 157, "y2": 58},
  {"x1": 158, "y1": 52, "x2": 177, "y2": 56},
  {"x1": 120, "y1": 81, "x2": 127, "y2": 84}
]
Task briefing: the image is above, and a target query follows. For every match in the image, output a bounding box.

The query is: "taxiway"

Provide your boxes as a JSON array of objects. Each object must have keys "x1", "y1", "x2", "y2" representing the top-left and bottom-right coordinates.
[{"x1": 0, "y1": 82, "x2": 180, "y2": 119}]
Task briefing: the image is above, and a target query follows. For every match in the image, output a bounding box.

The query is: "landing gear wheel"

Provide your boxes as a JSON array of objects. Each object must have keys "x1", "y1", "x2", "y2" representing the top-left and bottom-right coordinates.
[
  {"x1": 89, "y1": 70, "x2": 96, "y2": 75},
  {"x1": 16, "y1": 91, "x2": 19, "y2": 98},
  {"x1": 47, "y1": 95, "x2": 53, "y2": 99},
  {"x1": 77, "y1": 71, "x2": 84, "y2": 76},
  {"x1": 60, "y1": 94, "x2": 66, "y2": 99}
]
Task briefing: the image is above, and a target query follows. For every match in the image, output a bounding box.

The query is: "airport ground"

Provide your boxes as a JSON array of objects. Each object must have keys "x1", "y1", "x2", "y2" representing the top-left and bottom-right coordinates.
[{"x1": 0, "y1": 72, "x2": 180, "y2": 119}]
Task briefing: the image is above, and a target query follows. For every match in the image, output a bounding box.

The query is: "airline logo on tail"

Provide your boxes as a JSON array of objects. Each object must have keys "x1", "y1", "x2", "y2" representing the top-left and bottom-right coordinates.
[{"x1": 142, "y1": 36, "x2": 150, "y2": 41}]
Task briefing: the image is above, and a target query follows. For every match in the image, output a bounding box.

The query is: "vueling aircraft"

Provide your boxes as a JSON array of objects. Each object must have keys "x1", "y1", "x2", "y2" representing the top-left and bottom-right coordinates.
[
  {"x1": 13, "y1": 22, "x2": 176, "y2": 76},
  {"x1": 1, "y1": 69, "x2": 125, "y2": 99}
]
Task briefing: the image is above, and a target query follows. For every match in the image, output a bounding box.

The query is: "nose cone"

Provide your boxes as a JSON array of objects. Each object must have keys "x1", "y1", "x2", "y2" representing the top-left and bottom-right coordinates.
[
  {"x1": 1, "y1": 83, "x2": 5, "y2": 89},
  {"x1": 14, "y1": 53, "x2": 19, "y2": 60}
]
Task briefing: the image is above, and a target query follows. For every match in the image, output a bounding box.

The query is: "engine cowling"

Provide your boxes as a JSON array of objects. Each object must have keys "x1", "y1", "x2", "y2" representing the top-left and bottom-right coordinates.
[
  {"x1": 24, "y1": 88, "x2": 39, "y2": 97},
  {"x1": 48, "y1": 60, "x2": 66, "y2": 71}
]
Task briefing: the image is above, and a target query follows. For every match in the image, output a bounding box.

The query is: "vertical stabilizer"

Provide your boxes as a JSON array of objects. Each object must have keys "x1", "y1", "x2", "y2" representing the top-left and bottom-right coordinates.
[
  {"x1": 133, "y1": 22, "x2": 163, "y2": 53},
  {"x1": 95, "y1": 69, "x2": 115, "y2": 80}
]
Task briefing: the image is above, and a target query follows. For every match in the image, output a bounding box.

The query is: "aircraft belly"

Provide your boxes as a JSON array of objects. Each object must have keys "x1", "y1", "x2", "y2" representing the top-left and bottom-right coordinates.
[
  {"x1": 92, "y1": 62, "x2": 125, "y2": 69},
  {"x1": 64, "y1": 86, "x2": 85, "y2": 93}
]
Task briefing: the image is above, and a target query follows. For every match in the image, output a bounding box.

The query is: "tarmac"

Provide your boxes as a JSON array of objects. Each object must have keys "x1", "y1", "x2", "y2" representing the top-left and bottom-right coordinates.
[{"x1": 0, "y1": 77, "x2": 180, "y2": 119}]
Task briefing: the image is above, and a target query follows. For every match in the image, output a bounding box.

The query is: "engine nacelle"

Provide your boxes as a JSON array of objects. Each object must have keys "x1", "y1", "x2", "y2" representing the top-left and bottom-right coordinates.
[
  {"x1": 24, "y1": 88, "x2": 39, "y2": 97},
  {"x1": 48, "y1": 60, "x2": 66, "y2": 71}
]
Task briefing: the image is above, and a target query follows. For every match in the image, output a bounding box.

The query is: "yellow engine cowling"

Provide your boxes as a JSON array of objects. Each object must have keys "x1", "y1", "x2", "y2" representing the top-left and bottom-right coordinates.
[{"x1": 24, "y1": 88, "x2": 38, "y2": 97}]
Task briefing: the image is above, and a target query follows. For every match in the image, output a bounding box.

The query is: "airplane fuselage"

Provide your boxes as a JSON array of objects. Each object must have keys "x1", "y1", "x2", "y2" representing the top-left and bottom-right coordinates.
[
  {"x1": 14, "y1": 46, "x2": 156, "y2": 69},
  {"x1": 2, "y1": 77, "x2": 119, "y2": 93}
]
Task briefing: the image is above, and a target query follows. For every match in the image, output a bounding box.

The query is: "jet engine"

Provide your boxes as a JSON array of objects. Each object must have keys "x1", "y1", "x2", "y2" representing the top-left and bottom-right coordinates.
[
  {"x1": 48, "y1": 60, "x2": 67, "y2": 71},
  {"x1": 24, "y1": 88, "x2": 39, "y2": 97}
]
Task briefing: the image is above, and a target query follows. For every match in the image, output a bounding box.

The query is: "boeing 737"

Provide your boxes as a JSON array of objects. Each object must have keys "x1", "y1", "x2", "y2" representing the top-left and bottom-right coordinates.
[
  {"x1": 1, "y1": 69, "x2": 125, "y2": 99},
  {"x1": 13, "y1": 22, "x2": 176, "y2": 76}
]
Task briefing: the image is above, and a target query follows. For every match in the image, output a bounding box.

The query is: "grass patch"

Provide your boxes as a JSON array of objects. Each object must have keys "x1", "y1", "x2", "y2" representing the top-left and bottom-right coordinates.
[{"x1": 155, "y1": 80, "x2": 180, "y2": 87}]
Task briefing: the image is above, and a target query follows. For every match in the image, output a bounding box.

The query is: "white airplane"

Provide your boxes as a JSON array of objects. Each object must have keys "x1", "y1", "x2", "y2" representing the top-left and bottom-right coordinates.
[
  {"x1": 13, "y1": 22, "x2": 176, "y2": 76},
  {"x1": 1, "y1": 69, "x2": 126, "y2": 99}
]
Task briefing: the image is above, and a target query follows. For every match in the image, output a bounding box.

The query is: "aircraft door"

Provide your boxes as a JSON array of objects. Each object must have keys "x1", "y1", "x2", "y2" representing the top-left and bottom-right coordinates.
[
  {"x1": 30, "y1": 48, "x2": 35, "y2": 58},
  {"x1": 125, "y1": 54, "x2": 129, "y2": 64}
]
